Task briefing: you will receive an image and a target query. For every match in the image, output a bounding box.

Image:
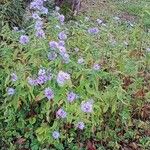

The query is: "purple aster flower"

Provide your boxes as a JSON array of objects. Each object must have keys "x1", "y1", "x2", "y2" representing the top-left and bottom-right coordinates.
[
  {"x1": 7, "y1": 87, "x2": 15, "y2": 95},
  {"x1": 35, "y1": 29, "x2": 45, "y2": 38},
  {"x1": 30, "y1": 1, "x2": 39, "y2": 10},
  {"x1": 11, "y1": 73, "x2": 18, "y2": 82},
  {"x1": 32, "y1": 12, "x2": 41, "y2": 20},
  {"x1": 61, "y1": 53, "x2": 70, "y2": 64},
  {"x1": 27, "y1": 77, "x2": 37, "y2": 86},
  {"x1": 52, "y1": 131, "x2": 60, "y2": 139},
  {"x1": 93, "y1": 63, "x2": 100, "y2": 70},
  {"x1": 58, "y1": 40, "x2": 65, "y2": 46},
  {"x1": 19, "y1": 35, "x2": 29, "y2": 45},
  {"x1": 67, "y1": 92, "x2": 77, "y2": 102},
  {"x1": 58, "y1": 46, "x2": 67, "y2": 54},
  {"x1": 57, "y1": 71, "x2": 70, "y2": 86},
  {"x1": 44, "y1": 87, "x2": 54, "y2": 100},
  {"x1": 49, "y1": 41, "x2": 58, "y2": 49},
  {"x1": 48, "y1": 52, "x2": 57, "y2": 61},
  {"x1": 36, "y1": 74, "x2": 47, "y2": 85},
  {"x1": 38, "y1": 68, "x2": 46, "y2": 76},
  {"x1": 81, "y1": 101, "x2": 93, "y2": 113},
  {"x1": 96, "y1": 19, "x2": 103, "y2": 24},
  {"x1": 77, "y1": 122, "x2": 85, "y2": 130},
  {"x1": 58, "y1": 14, "x2": 65, "y2": 23},
  {"x1": 56, "y1": 108, "x2": 67, "y2": 118},
  {"x1": 78, "y1": 57, "x2": 84, "y2": 64},
  {"x1": 55, "y1": 6, "x2": 60, "y2": 11},
  {"x1": 40, "y1": 6, "x2": 48, "y2": 14},
  {"x1": 58, "y1": 31, "x2": 67, "y2": 40},
  {"x1": 88, "y1": 27, "x2": 99, "y2": 35},
  {"x1": 35, "y1": 20, "x2": 43, "y2": 30}
]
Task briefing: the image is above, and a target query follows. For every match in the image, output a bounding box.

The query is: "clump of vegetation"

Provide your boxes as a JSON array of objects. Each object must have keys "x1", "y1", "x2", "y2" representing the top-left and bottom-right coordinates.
[{"x1": 0, "y1": 0, "x2": 150, "y2": 149}]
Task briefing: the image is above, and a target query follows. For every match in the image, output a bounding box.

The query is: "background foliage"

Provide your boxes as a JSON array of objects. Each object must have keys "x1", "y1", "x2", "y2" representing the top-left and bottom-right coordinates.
[{"x1": 0, "y1": 0, "x2": 150, "y2": 150}]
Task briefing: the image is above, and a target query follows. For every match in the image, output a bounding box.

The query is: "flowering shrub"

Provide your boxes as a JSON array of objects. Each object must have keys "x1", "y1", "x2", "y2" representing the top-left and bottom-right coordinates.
[{"x1": 0, "y1": 0, "x2": 150, "y2": 149}]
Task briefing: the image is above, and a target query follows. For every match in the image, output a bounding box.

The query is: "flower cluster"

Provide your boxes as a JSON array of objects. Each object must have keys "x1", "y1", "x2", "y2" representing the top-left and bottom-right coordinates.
[
  {"x1": 7, "y1": 2, "x2": 102, "y2": 142},
  {"x1": 19, "y1": 35, "x2": 29, "y2": 45},
  {"x1": 81, "y1": 100, "x2": 93, "y2": 113},
  {"x1": 28, "y1": 68, "x2": 52, "y2": 86},
  {"x1": 48, "y1": 35, "x2": 70, "y2": 63},
  {"x1": 88, "y1": 27, "x2": 99, "y2": 35},
  {"x1": 57, "y1": 71, "x2": 70, "y2": 86},
  {"x1": 44, "y1": 87, "x2": 54, "y2": 100},
  {"x1": 67, "y1": 92, "x2": 77, "y2": 103},
  {"x1": 56, "y1": 108, "x2": 67, "y2": 119}
]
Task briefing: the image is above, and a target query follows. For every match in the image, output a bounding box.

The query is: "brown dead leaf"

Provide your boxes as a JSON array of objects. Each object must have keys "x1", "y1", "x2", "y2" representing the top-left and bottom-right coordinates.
[
  {"x1": 122, "y1": 76, "x2": 133, "y2": 90},
  {"x1": 129, "y1": 142, "x2": 138, "y2": 150},
  {"x1": 87, "y1": 140, "x2": 96, "y2": 150},
  {"x1": 140, "y1": 104, "x2": 150, "y2": 120},
  {"x1": 16, "y1": 137, "x2": 26, "y2": 145},
  {"x1": 133, "y1": 89, "x2": 146, "y2": 99}
]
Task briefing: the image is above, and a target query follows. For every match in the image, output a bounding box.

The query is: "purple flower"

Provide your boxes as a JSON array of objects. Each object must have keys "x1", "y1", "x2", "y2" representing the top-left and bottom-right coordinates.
[
  {"x1": 49, "y1": 41, "x2": 58, "y2": 49},
  {"x1": 7, "y1": 87, "x2": 15, "y2": 95},
  {"x1": 19, "y1": 35, "x2": 29, "y2": 45},
  {"x1": 35, "y1": 29, "x2": 45, "y2": 38},
  {"x1": 44, "y1": 87, "x2": 54, "y2": 100},
  {"x1": 61, "y1": 53, "x2": 70, "y2": 64},
  {"x1": 48, "y1": 52, "x2": 57, "y2": 61},
  {"x1": 58, "y1": 31, "x2": 67, "y2": 40},
  {"x1": 67, "y1": 92, "x2": 77, "y2": 102},
  {"x1": 35, "y1": 20, "x2": 43, "y2": 30},
  {"x1": 58, "y1": 14, "x2": 65, "y2": 23},
  {"x1": 55, "y1": 6, "x2": 60, "y2": 11},
  {"x1": 38, "y1": 68, "x2": 46, "y2": 76},
  {"x1": 30, "y1": 2, "x2": 40, "y2": 10},
  {"x1": 11, "y1": 73, "x2": 18, "y2": 82},
  {"x1": 57, "y1": 71, "x2": 70, "y2": 86},
  {"x1": 78, "y1": 57, "x2": 84, "y2": 64},
  {"x1": 56, "y1": 108, "x2": 67, "y2": 118},
  {"x1": 77, "y1": 122, "x2": 85, "y2": 130},
  {"x1": 93, "y1": 63, "x2": 100, "y2": 70},
  {"x1": 32, "y1": 12, "x2": 41, "y2": 20},
  {"x1": 58, "y1": 40, "x2": 65, "y2": 46},
  {"x1": 88, "y1": 27, "x2": 99, "y2": 35},
  {"x1": 81, "y1": 101, "x2": 93, "y2": 113},
  {"x1": 96, "y1": 19, "x2": 103, "y2": 24},
  {"x1": 58, "y1": 46, "x2": 67, "y2": 54},
  {"x1": 36, "y1": 74, "x2": 47, "y2": 85},
  {"x1": 27, "y1": 77, "x2": 37, "y2": 86},
  {"x1": 40, "y1": 6, "x2": 48, "y2": 14},
  {"x1": 52, "y1": 131, "x2": 60, "y2": 139}
]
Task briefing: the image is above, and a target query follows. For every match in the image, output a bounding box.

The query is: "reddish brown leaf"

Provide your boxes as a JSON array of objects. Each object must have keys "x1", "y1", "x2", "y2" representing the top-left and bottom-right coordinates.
[
  {"x1": 134, "y1": 89, "x2": 146, "y2": 99},
  {"x1": 87, "y1": 140, "x2": 96, "y2": 150},
  {"x1": 122, "y1": 76, "x2": 133, "y2": 89},
  {"x1": 16, "y1": 137, "x2": 26, "y2": 145},
  {"x1": 140, "y1": 104, "x2": 150, "y2": 120}
]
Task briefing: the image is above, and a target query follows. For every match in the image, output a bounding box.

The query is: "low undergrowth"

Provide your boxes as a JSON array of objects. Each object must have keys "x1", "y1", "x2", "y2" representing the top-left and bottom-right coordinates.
[{"x1": 0, "y1": 0, "x2": 150, "y2": 150}]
